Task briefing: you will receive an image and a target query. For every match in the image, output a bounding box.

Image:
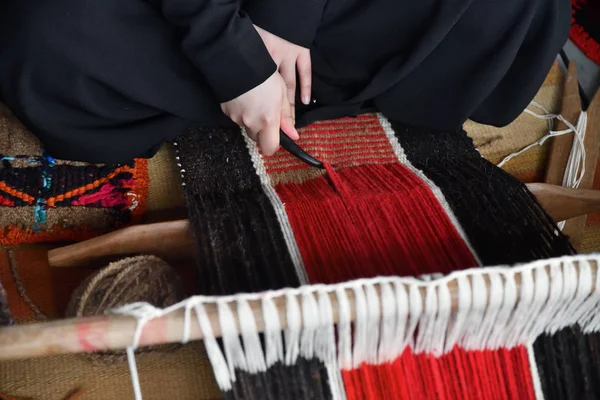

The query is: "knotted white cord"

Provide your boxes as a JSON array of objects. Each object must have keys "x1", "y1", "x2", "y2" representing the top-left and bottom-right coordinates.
[{"x1": 497, "y1": 101, "x2": 588, "y2": 228}]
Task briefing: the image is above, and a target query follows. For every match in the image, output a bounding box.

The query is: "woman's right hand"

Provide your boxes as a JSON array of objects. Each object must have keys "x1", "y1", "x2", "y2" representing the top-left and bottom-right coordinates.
[{"x1": 221, "y1": 72, "x2": 299, "y2": 156}]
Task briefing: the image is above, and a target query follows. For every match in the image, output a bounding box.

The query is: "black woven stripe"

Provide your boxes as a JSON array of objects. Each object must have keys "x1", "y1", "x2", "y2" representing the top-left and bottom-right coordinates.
[
  {"x1": 177, "y1": 127, "x2": 332, "y2": 400},
  {"x1": 176, "y1": 128, "x2": 302, "y2": 294},
  {"x1": 390, "y1": 121, "x2": 575, "y2": 265},
  {"x1": 389, "y1": 120, "x2": 600, "y2": 400},
  {"x1": 533, "y1": 328, "x2": 600, "y2": 400},
  {"x1": 227, "y1": 360, "x2": 332, "y2": 400}
]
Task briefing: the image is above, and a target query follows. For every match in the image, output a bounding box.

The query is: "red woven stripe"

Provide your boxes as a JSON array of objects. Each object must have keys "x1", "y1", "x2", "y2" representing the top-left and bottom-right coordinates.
[
  {"x1": 263, "y1": 114, "x2": 398, "y2": 177},
  {"x1": 341, "y1": 347, "x2": 536, "y2": 400},
  {"x1": 265, "y1": 154, "x2": 398, "y2": 173},
  {"x1": 275, "y1": 162, "x2": 476, "y2": 282}
]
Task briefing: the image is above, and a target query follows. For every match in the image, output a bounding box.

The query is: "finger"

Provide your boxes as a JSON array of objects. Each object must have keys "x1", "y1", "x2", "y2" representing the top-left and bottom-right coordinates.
[
  {"x1": 280, "y1": 62, "x2": 296, "y2": 123},
  {"x1": 258, "y1": 118, "x2": 281, "y2": 156},
  {"x1": 244, "y1": 125, "x2": 259, "y2": 143},
  {"x1": 280, "y1": 92, "x2": 299, "y2": 140},
  {"x1": 297, "y1": 51, "x2": 312, "y2": 105}
]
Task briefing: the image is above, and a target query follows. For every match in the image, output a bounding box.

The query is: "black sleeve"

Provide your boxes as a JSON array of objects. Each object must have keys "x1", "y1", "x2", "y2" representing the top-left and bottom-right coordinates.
[
  {"x1": 244, "y1": 0, "x2": 326, "y2": 48},
  {"x1": 148, "y1": 0, "x2": 277, "y2": 102}
]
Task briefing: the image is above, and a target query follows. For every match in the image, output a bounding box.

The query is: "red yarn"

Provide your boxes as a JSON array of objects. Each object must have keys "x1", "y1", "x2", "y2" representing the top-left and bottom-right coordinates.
[
  {"x1": 341, "y1": 347, "x2": 535, "y2": 400},
  {"x1": 0, "y1": 195, "x2": 15, "y2": 207},
  {"x1": 272, "y1": 160, "x2": 539, "y2": 399},
  {"x1": 276, "y1": 162, "x2": 477, "y2": 282}
]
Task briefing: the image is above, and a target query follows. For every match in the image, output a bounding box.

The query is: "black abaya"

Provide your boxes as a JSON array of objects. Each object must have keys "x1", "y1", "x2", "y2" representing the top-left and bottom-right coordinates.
[{"x1": 0, "y1": 0, "x2": 570, "y2": 163}]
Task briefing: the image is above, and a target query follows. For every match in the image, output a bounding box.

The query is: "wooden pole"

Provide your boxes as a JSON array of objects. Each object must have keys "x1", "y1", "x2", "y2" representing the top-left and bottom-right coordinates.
[
  {"x1": 0, "y1": 262, "x2": 596, "y2": 361},
  {"x1": 47, "y1": 220, "x2": 195, "y2": 267},
  {"x1": 545, "y1": 62, "x2": 581, "y2": 185},
  {"x1": 526, "y1": 183, "x2": 600, "y2": 223}
]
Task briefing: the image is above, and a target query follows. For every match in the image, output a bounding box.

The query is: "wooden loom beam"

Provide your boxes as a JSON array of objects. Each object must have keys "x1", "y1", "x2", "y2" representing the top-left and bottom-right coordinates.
[{"x1": 0, "y1": 261, "x2": 598, "y2": 361}]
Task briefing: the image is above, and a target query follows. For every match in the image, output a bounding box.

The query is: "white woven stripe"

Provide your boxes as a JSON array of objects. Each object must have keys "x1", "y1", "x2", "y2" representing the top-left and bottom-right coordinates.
[
  {"x1": 240, "y1": 129, "x2": 348, "y2": 398},
  {"x1": 376, "y1": 113, "x2": 483, "y2": 266},
  {"x1": 241, "y1": 128, "x2": 309, "y2": 284},
  {"x1": 527, "y1": 342, "x2": 546, "y2": 400}
]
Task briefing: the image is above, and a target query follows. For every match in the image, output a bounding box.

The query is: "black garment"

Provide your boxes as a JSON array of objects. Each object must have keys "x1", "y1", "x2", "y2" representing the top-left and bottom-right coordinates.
[{"x1": 0, "y1": 0, "x2": 570, "y2": 163}]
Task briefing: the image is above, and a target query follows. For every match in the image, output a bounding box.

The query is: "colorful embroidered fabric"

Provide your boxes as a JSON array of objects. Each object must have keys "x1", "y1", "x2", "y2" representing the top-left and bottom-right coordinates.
[{"x1": 0, "y1": 105, "x2": 148, "y2": 245}]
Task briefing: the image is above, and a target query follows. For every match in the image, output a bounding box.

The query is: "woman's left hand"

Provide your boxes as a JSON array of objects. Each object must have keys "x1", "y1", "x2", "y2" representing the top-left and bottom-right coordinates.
[{"x1": 255, "y1": 25, "x2": 312, "y2": 121}]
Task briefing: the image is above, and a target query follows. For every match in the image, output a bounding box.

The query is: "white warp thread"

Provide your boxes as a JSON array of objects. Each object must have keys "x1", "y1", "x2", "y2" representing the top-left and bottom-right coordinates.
[{"x1": 110, "y1": 254, "x2": 600, "y2": 399}]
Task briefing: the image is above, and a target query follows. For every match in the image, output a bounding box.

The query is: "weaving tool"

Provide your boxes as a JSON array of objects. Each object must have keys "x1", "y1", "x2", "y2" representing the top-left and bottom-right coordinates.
[{"x1": 279, "y1": 130, "x2": 325, "y2": 169}]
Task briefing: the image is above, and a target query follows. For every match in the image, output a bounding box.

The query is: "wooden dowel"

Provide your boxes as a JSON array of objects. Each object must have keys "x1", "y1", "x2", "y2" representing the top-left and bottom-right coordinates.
[
  {"x1": 0, "y1": 263, "x2": 596, "y2": 361},
  {"x1": 526, "y1": 183, "x2": 600, "y2": 223},
  {"x1": 48, "y1": 220, "x2": 195, "y2": 267},
  {"x1": 46, "y1": 180, "x2": 600, "y2": 269}
]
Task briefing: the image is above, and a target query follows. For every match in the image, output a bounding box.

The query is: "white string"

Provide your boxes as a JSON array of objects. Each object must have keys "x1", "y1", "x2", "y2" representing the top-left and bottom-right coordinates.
[
  {"x1": 497, "y1": 102, "x2": 588, "y2": 229},
  {"x1": 109, "y1": 254, "x2": 600, "y2": 394}
]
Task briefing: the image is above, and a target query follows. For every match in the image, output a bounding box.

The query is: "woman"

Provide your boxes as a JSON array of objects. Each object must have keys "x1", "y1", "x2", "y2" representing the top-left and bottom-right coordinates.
[{"x1": 0, "y1": 0, "x2": 570, "y2": 163}]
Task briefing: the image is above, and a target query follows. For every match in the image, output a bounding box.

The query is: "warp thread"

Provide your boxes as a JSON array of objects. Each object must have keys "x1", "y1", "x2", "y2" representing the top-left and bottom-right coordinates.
[
  {"x1": 175, "y1": 128, "x2": 333, "y2": 400},
  {"x1": 65, "y1": 255, "x2": 186, "y2": 364},
  {"x1": 391, "y1": 121, "x2": 575, "y2": 265},
  {"x1": 276, "y1": 162, "x2": 477, "y2": 283}
]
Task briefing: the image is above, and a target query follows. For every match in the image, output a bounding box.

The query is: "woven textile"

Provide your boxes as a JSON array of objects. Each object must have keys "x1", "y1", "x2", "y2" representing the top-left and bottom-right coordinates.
[
  {"x1": 571, "y1": 0, "x2": 600, "y2": 65},
  {"x1": 0, "y1": 104, "x2": 148, "y2": 245},
  {"x1": 176, "y1": 114, "x2": 588, "y2": 400}
]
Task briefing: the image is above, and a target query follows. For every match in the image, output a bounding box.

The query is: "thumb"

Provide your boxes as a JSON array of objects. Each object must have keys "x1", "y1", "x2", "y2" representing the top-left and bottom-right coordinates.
[
  {"x1": 258, "y1": 118, "x2": 281, "y2": 156},
  {"x1": 280, "y1": 90, "x2": 299, "y2": 140}
]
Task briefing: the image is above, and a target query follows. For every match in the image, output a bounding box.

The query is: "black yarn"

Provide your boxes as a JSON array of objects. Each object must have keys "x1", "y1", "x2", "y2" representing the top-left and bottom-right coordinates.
[
  {"x1": 227, "y1": 359, "x2": 333, "y2": 400},
  {"x1": 391, "y1": 121, "x2": 575, "y2": 265},
  {"x1": 177, "y1": 127, "x2": 332, "y2": 400},
  {"x1": 176, "y1": 128, "x2": 302, "y2": 295},
  {"x1": 533, "y1": 328, "x2": 600, "y2": 400},
  {"x1": 389, "y1": 121, "x2": 600, "y2": 400}
]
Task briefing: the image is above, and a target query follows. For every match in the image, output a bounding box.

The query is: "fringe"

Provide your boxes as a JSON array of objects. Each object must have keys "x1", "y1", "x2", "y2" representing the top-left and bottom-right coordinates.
[{"x1": 112, "y1": 254, "x2": 600, "y2": 395}]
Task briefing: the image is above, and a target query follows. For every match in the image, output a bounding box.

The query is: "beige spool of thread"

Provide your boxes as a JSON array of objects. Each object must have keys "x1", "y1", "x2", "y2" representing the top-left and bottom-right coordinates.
[{"x1": 66, "y1": 255, "x2": 186, "y2": 364}]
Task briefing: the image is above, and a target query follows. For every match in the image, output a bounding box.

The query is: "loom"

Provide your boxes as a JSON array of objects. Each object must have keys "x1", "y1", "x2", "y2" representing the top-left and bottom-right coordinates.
[{"x1": 1, "y1": 63, "x2": 600, "y2": 400}]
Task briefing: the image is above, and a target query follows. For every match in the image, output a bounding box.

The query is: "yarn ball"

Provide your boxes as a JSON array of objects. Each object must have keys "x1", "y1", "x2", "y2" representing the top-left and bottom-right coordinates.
[{"x1": 66, "y1": 255, "x2": 186, "y2": 364}]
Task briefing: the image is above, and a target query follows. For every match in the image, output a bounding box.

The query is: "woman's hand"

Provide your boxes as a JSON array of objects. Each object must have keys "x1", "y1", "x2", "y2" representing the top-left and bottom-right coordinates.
[
  {"x1": 221, "y1": 72, "x2": 298, "y2": 156},
  {"x1": 255, "y1": 25, "x2": 312, "y2": 119}
]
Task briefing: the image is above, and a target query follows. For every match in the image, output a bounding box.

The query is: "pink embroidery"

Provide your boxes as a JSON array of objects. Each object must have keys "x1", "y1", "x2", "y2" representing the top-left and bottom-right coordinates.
[{"x1": 71, "y1": 181, "x2": 131, "y2": 207}]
